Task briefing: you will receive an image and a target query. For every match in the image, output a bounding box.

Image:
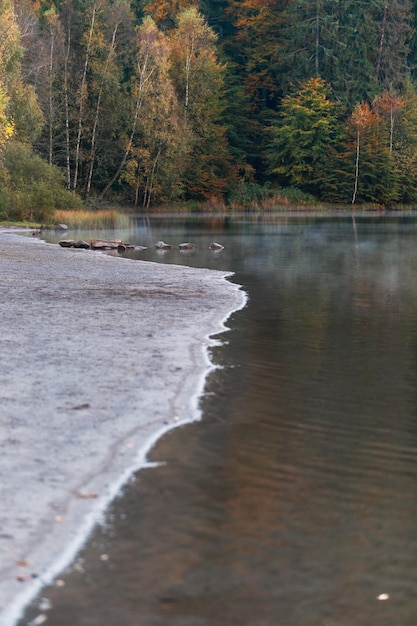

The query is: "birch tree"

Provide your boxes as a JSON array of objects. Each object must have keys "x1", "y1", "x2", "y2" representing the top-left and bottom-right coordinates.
[
  {"x1": 100, "y1": 16, "x2": 171, "y2": 198},
  {"x1": 169, "y1": 8, "x2": 231, "y2": 198},
  {"x1": 85, "y1": 0, "x2": 131, "y2": 196},
  {"x1": 73, "y1": 0, "x2": 102, "y2": 190}
]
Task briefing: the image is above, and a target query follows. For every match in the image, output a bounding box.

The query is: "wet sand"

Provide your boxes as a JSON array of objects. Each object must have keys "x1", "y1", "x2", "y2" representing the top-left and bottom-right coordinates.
[{"x1": 0, "y1": 230, "x2": 246, "y2": 625}]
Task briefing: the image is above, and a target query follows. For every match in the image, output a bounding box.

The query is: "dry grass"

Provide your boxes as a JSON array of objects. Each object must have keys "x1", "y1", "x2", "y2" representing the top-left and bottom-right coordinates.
[{"x1": 54, "y1": 209, "x2": 130, "y2": 229}]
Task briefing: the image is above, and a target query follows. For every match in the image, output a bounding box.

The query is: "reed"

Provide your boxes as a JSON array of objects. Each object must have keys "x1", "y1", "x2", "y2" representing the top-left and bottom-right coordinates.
[
  {"x1": 142, "y1": 199, "x2": 227, "y2": 214},
  {"x1": 54, "y1": 209, "x2": 130, "y2": 229}
]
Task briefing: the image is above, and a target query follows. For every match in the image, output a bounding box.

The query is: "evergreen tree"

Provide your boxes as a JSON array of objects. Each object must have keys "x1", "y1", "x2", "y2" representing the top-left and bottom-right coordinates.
[
  {"x1": 322, "y1": 101, "x2": 399, "y2": 204},
  {"x1": 388, "y1": 81, "x2": 417, "y2": 202},
  {"x1": 280, "y1": 0, "x2": 384, "y2": 108},
  {"x1": 376, "y1": 0, "x2": 413, "y2": 91},
  {"x1": 266, "y1": 77, "x2": 341, "y2": 195}
]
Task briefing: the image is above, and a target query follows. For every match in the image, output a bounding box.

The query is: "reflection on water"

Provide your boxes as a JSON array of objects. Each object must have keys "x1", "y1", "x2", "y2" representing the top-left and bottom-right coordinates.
[{"x1": 22, "y1": 214, "x2": 417, "y2": 625}]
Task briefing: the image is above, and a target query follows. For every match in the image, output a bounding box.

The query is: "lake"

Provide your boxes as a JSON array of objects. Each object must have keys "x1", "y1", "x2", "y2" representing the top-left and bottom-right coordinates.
[{"x1": 21, "y1": 212, "x2": 417, "y2": 625}]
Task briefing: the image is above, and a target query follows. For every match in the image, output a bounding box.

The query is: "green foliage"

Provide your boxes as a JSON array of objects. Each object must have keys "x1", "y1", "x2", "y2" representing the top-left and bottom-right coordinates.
[
  {"x1": 279, "y1": 0, "x2": 381, "y2": 107},
  {"x1": 278, "y1": 187, "x2": 317, "y2": 205},
  {"x1": 0, "y1": 141, "x2": 82, "y2": 222},
  {"x1": 0, "y1": 84, "x2": 14, "y2": 151},
  {"x1": 227, "y1": 180, "x2": 272, "y2": 205},
  {"x1": 168, "y1": 7, "x2": 231, "y2": 199},
  {"x1": 2, "y1": 0, "x2": 417, "y2": 209},
  {"x1": 266, "y1": 78, "x2": 342, "y2": 194},
  {"x1": 8, "y1": 82, "x2": 44, "y2": 144}
]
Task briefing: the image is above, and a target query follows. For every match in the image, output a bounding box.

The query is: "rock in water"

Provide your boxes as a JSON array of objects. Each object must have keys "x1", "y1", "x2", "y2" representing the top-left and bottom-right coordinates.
[
  {"x1": 155, "y1": 241, "x2": 172, "y2": 250},
  {"x1": 209, "y1": 242, "x2": 224, "y2": 251},
  {"x1": 178, "y1": 242, "x2": 196, "y2": 251}
]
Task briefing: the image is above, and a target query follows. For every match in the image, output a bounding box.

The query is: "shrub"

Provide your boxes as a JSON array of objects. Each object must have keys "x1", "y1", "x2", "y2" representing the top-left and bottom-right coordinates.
[
  {"x1": 227, "y1": 181, "x2": 272, "y2": 206},
  {"x1": 278, "y1": 186, "x2": 317, "y2": 205},
  {"x1": 0, "y1": 141, "x2": 83, "y2": 222}
]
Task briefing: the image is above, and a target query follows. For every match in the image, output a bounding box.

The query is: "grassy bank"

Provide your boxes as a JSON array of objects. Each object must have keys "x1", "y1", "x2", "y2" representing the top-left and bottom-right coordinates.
[{"x1": 2, "y1": 195, "x2": 414, "y2": 233}]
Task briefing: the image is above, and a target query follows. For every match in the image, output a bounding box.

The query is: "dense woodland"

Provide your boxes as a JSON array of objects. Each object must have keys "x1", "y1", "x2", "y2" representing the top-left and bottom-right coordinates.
[{"x1": 1, "y1": 0, "x2": 417, "y2": 219}]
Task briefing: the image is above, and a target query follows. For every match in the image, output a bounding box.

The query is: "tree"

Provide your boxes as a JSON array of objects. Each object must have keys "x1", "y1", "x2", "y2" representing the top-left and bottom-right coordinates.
[
  {"x1": 280, "y1": 0, "x2": 382, "y2": 107},
  {"x1": 219, "y1": 0, "x2": 288, "y2": 177},
  {"x1": 100, "y1": 15, "x2": 174, "y2": 199},
  {"x1": 72, "y1": 0, "x2": 102, "y2": 191},
  {"x1": 225, "y1": 0, "x2": 287, "y2": 104},
  {"x1": 0, "y1": 86, "x2": 14, "y2": 155},
  {"x1": 85, "y1": 0, "x2": 132, "y2": 196},
  {"x1": 386, "y1": 81, "x2": 417, "y2": 203},
  {"x1": 0, "y1": 0, "x2": 22, "y2": 89},
  {"x1": 266, "y1": 77, "x2": 341, "y2": 194},
  {"x1": 373, "y1": 90, "x2": 405, "y2": 154},
  {"x1": 143, "y1": 0, "x2": 197, "y2": 30},
  {"x1": 169, "y1": 7, "x2": 231, "y2": 198},
  {"x1": 0, "y1": 0, "x2": 43, "y2": 152},
  {"x1": 325, "y1": 102, "x2": 399, "y2": 205},
  {"x1": 120, "y1": 16, "x2": 186, "y2": 206},
  {"x1": 376, "y1": 0, "x2": 412, "y2": 91}
]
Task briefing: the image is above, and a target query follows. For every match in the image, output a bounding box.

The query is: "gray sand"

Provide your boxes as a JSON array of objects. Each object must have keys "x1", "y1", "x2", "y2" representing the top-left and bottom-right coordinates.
[{"x1": 0, "y1": 230, "x2": 246, "y2": 625}]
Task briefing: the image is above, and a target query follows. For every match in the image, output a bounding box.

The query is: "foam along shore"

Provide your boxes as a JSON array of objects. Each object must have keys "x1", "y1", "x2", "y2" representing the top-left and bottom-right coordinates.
[{"x1": 0, "y1": 230, "x2": 247, "y2": 626}]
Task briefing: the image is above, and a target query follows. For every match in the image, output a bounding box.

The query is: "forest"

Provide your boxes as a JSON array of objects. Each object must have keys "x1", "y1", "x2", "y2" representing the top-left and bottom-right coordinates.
[{"x1": 1, "y1": 0, "x2": 417, "y2": 220}]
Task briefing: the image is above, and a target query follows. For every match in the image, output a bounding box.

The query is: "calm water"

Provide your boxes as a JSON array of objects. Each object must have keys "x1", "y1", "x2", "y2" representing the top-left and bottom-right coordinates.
[{"x1": 21, "y1": 213, "x2": 417, "y2": 625}]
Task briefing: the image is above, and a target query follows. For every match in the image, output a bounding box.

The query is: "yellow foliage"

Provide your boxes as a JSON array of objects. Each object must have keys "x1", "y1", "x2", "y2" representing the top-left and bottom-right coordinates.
[{"x1": 0, "y1": 84, "x2": 14, "y2": 150}]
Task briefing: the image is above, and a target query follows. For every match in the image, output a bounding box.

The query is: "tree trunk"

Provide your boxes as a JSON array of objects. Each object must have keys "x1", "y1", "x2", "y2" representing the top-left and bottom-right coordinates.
[
  {"x1": 48, "y1": 27, "x2": 54, "y2": 165},
  {"x1": 86, "y1": 20, "x2": 119, "y2": 197},
  {"x1": 143, "y1": 145, "x2": 162, "y2": 208},
  {"x1": 63, "y1": 15, "x2": 72, "y2": 190},
  {"x1": 376, "y1": 2, "x2": 389, "y2": 82},
  {"x1": 73, "y1": 0, "x2": 99, "y2": 191},
  {"x1": 315, "y1": 0, "x2": 320, "y2": 75},
  {"x1": 100, "y1": 52, "x2": 153, "y2": 199},
  {"x1": 352, "y1": 126, "x2": 360, "y2": 204}
]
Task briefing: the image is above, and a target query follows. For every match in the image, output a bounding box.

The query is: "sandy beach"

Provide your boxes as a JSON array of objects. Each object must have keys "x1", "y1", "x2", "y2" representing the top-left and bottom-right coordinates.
[{"x1": 0, "y1": 230, "x2": 246, "y2": 625}]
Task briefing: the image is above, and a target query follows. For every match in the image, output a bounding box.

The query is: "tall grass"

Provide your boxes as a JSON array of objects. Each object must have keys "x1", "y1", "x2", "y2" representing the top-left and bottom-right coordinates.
[{"x1": 54, "y1": 209, "x2": 130, "y2": 229}]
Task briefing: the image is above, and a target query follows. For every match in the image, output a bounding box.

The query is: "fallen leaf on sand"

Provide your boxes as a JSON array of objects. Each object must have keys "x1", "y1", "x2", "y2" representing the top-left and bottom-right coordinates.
[{"x1": 74, "y1": 492, "x2": 99, "y2": 499}]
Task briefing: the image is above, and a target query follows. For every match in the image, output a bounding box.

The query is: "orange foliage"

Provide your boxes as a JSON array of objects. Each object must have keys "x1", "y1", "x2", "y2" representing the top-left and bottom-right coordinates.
[
  {"x1": 350, "y1": 102, "x2": 380, "y2": 131},
  {"x1": 145, "y1": 0, "x2": 198, "y2": 28}
]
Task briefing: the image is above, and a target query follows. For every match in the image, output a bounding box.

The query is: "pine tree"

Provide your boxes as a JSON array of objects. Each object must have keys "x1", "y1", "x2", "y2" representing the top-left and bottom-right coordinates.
[
  {"x1": 376, "y1": 0, "x2": 412, "y2": 91},
  {"x1": 280, "y1": 0, "x2": 382, "y2": 108},
  {"x1": 266, "y1": 77, "x2": 341, "y2": 194}
]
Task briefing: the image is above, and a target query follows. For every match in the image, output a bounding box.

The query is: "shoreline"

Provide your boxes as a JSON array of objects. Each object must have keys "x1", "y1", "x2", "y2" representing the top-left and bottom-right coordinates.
[{"x1": 0, "y1": 230, "x2": 247, "y2": 625}]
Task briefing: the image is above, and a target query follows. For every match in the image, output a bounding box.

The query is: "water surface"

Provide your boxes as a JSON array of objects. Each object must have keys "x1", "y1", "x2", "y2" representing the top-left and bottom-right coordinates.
[{"x1": 22, "y1": 213, "x2": 417, "y2": 625}]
